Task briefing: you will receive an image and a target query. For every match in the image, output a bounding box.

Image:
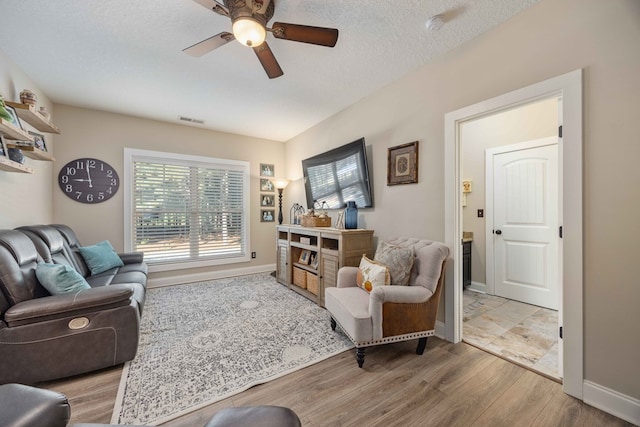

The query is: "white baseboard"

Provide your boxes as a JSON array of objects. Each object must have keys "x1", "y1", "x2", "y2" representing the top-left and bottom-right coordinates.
[
  {"x1": 467, "y1": 281, "x2": 487, "y2": 293},
  {"x1": 583, "y1": 380, "x2": 640, "y2": 425},
  {"x1": 435, "y1": 320, "x2": 445, "y2": 339},
  {"x1": 147, "y1": 264, "x2": 276, "y2": 288}
]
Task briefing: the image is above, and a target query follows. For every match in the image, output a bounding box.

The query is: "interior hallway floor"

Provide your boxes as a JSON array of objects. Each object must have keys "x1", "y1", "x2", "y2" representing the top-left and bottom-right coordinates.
[{"x1": 463, "y1": 288, "x2": 560, "y2": 380}]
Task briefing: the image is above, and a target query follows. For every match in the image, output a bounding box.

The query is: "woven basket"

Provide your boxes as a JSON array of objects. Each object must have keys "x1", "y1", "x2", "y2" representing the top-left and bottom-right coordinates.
[
  {"x1": 307, "y1": 272, "x2": 319, "y2": 295},
  {"x1": 293, "y1": 267, "x2": 307, "y2": 289},
  {"x1": 301, "y1": 216, "x2": 331, "y2": 227}
]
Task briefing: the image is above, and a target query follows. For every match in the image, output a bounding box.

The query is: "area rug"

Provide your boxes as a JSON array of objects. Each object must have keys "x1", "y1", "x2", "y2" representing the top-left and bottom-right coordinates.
[{"x1": 111, "y1": 273, "x2": 353, "y2": 425}]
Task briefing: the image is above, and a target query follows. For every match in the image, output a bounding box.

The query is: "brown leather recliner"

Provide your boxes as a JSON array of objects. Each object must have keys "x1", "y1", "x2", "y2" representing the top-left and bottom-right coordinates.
[{"x1": 0, "y1": 229, "x2": 142, "y2": 384}]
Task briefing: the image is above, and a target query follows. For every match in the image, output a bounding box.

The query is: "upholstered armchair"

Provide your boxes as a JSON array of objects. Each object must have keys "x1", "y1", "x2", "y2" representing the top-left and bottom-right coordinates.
[{"x1": 325, "y1": 237, "x2": 449, "y2": 368}]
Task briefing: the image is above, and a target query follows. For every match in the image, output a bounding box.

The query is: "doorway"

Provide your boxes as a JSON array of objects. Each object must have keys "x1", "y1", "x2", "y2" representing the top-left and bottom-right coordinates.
[{"x1": 444, "y1": 69, "x2": 583, "y2": 399}]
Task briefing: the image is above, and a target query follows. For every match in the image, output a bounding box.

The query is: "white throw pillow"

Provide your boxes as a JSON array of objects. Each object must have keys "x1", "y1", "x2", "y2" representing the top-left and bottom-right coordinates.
[{"x1": 356, "y1": 255, "x2": 390, "y2": 293}]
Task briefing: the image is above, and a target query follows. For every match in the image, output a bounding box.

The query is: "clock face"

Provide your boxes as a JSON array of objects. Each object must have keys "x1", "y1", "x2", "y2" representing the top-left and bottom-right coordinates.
[{"x1": 58, "y1": 158, "x2": 119, "y2": 204}]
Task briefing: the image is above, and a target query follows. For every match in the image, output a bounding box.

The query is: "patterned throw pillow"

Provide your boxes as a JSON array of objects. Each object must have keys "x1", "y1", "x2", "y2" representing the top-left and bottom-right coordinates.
[
  {"x1": 356, "y1": 255, "x2": 390, "y2": 293},
  {"x1": 374, "y1": 241, "x2": 414, "y2": 286}
]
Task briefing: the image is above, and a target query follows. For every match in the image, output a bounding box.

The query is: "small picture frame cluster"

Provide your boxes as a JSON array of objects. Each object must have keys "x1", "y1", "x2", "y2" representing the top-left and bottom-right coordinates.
[
  {"x1": 259, "y1": 163, "x2": 275, "y2": 222},
  {"x1": 387, "y1": 141, "x2": 419, "y2": 185}
]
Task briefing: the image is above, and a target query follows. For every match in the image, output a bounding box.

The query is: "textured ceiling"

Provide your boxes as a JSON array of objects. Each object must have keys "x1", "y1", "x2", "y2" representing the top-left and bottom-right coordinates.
[{"x1": 0, "y1": 0, "x2": 538, "y2": 141}]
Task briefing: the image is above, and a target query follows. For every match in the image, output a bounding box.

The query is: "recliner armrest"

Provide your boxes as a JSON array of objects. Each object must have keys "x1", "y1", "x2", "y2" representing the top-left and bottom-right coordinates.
[
  {"x1": 118, "y1": 251, "x2": 144, "y2": 264},
  {"x1": 336, "y1": 266, "x2": 359, "y2": 288},
  {"x1": 4, "y1": 284, "x2": 135, "y2": 327}
]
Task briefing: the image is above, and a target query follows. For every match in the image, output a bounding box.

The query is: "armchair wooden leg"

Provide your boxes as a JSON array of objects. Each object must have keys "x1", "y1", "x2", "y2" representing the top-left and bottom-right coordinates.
[
  {"x1": 330, "y1": 317, "x2": 336, "y2": 331},
  {"x1": 416, "y1": 337, "x2": 428, "y2": 355},
  {"x1": 356, "y1": 347, "x2": 365, "y2": 368}
]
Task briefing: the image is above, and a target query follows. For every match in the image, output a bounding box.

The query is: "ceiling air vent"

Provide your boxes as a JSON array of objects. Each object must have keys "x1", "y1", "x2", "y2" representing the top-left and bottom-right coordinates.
[{"x1": 178, "y1": 116, "x2": 205, "y2": 125}]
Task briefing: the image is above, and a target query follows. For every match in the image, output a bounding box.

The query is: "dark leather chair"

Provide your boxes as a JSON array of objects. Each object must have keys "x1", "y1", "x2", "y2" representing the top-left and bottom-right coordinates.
[
  {"x1": 0, "y1": 383, "x2": 301, "y2": 427},
  {"x1": 0, "y1": 229, "x2": 141, "y2": 384}
]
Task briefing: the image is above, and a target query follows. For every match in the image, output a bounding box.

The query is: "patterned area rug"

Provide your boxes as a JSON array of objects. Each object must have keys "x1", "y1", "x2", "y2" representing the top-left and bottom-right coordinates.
[{"x1": 111, "y1": 273, "x2": 353, "y2": 425}]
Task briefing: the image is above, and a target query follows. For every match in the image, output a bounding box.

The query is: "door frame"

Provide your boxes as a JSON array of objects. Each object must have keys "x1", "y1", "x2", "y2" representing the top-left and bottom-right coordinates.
[
  {"x1": 485, "y1": 137, "x2": 559, "y2": 302},
  {"x1": 444, "y1": 69, "x2": 583, "y2": 399}
]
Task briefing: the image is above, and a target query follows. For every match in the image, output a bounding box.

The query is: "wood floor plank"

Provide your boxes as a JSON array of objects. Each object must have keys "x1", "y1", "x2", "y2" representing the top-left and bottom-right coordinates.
[{"x1": 36, "y1": 338, "x2": 633, "y2": 427}]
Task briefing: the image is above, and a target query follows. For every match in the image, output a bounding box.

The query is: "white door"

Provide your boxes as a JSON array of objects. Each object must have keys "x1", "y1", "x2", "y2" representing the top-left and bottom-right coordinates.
[{"x1": 490, "y1": 138, "x2": 559, "y2": 309}]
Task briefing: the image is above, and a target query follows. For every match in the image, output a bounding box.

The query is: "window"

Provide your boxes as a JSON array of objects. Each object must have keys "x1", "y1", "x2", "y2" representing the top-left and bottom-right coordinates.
[{"x1": 124, "y1": 149, "x2": 250, "y2": 270}]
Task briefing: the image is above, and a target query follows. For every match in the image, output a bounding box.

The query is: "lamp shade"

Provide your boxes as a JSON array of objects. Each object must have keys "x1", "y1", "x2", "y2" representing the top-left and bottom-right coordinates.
[
  {"x1": 232, "y1": 17, "x2": 266, "y2": 47},
  {"x1": 271, "y1": 178, "x2": 290, "y2": 189}
]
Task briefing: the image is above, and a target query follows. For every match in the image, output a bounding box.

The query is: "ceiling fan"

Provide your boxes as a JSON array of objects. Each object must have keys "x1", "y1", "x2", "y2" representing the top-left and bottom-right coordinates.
[{"x1": 183, "y1": 0, "x2": 339, "y2": 79}]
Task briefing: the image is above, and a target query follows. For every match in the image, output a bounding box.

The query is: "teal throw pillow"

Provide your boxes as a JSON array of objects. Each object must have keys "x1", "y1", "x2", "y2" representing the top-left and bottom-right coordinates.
[
  {"x1": 36, "y1": 263, "x2": 91, "y2": 295},
  {"x1": 78, "y1": 240, "x2": 124, "y2": 275}
]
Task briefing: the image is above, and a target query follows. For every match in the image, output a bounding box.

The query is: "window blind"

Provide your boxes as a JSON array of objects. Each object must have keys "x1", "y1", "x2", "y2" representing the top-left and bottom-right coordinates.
[{"x1": 130, "y1": 154, "x2": 248, "y2": 265}]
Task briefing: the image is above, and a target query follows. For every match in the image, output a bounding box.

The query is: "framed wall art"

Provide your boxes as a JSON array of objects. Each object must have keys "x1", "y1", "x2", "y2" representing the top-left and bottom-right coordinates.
[
  {"x1": 260, "y1": 178, "x2": 274, "y2": 192},
  {"x1": 260, "y1": 163, "x2": 274, "y2": 177},
  {"x1": 261, "y1": 193, "x2": 274, "y2": 207},
  {"x1": 28, "y1": 131, "x2": 47, "y2": 151},
  {"x1": 387, "y1": 141, "x2": 419, "y2": 185},
  {"x1": 261, "y1": 209, "x2": 275, "y2": 222}
]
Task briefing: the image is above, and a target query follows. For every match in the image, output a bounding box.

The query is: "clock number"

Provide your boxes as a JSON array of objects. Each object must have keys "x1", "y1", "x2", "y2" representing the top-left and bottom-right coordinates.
[
  {"x1": 66, "y1": 167, "x2": 76, "y2": 175},
  {"x1": 110, "y1": 178, "x2": 118, "y2": 186},
  {"x1": 65, "y1": 185, "x2": 73, "y2": 193},
  {"x1": 87, "y1": 194, "x2": 94, "y2": 202},
  {"x1": 87, "y1": 159, "x2": 96, "y2": 168},
  {"x1": 106, "y1": 170, "x2": 113, "y2": 177},
  {"x1": 61, "y1": 176, "x2": 68, "y2": 184},
  {"x1": 75, "y1": 192, "x2": 82, "y2": 200},
  {"x1": 75, "y1": 161, "x2": 85, "y2": 170},
  {"x1": 98, "y1": 192, "x2": 105, "y2": 201}
]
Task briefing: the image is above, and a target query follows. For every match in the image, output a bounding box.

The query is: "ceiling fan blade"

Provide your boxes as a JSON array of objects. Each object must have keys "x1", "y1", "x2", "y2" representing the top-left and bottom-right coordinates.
[
  {"x1": 271, "y1": 22, "x2": 338, "y2": 47},
  {"x1": 253, "y1": 42, "x2": 283, "y2": 79},
  {"x1": 183, "y1": 32, "x2": 234, "y2": 57},
  {"x1": 191, "y1": 0, "x2": 229, "y2": 16}
]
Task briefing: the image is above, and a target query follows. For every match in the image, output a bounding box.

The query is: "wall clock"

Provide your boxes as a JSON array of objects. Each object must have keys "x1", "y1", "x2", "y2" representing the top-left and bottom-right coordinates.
[{"x1": 58, "y1": 158, "x2": 119, "y2": 204}]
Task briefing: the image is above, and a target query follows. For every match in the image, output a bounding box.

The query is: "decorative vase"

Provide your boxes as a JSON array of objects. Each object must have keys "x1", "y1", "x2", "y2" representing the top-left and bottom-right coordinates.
[{"x1": 344, "y1": 201, "x2": 358, "y2": 229}]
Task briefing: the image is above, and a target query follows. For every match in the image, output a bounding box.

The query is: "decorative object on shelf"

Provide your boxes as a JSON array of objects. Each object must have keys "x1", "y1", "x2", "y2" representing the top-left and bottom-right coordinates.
[
  {"x1": 28, "y1": 131, "x2": 47, "y2": 151},
  {"x1": 344, "y1": 201, "x2": 358, "y2": 229},
  {"x1": 300, "y1": 211, "x2": 331, "y2": 227},
  {"x1": 298, "y1": 249, "x2": 311, "y2": 265},
  {"x1": 310, "y1": 253, "x2": 319, "y2": 269},
  {"x1": 3, "y1": 104, "x2": 23, "y2": 129},
  {"x1": 7, "y1": 147, "x2": 25, "y2": 164},
  {"x1": 290, "y1": 203, "x2": 305, "y2": 225},
  {"x1": 261, "y1": 209, "x2": 275, "y2": 222},
  {"x1": 260, "y1": 193, "x2": 274, "y2": 207},
  {"x1": 387, "y1": 140, "x2": 419, "y2": 185},
  {"x1": 38, "y1": 106, "x2": 51, "y2": 121},
  {"x1": 58, "y1": 158, "x2": 119, "y2": 204},
  {"x1": 0, "y1": 95, "x2": 13, "y2": 122},
  {"x1": 260, "y1": 163, "x2": 274, "y2": 177},
  {"x1": 260, "y1": 178, "x2": 274, "y2": 192},
  {"x1": 0, "y1": 137, "x2": 8, "y2": 158},
  {"x1": 271, "y1": 177, "x2": 290, "y2": 225},
  {"x1": 335, "y1": 210, "x2": 345, "y2": 229},
  {"x1": 19, "y1": 89, "x2": 37, "y2": 106},
  {"x1": 462, "y1": 179, "x2": 472, "y2": 207}
]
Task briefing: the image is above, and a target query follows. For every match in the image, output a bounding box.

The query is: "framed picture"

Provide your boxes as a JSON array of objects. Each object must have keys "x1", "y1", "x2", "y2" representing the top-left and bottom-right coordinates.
[
  {"x1": 261, "y1": 209, "x2": 275, "y2": 222},
  {"x1": 260, "y1": 178, "x2": 274, "y2": 192},
  {"x1": 28, "y1": 131, "x2": 47, "y2": 151},
  {"x1": 310, "y1": 253, "x2": 319, "y2": 269},
  {"x1": 4, "y1": 104, "x2": 22, "y2": 129},
  {"x1": 298, "y1": 249, "x2": 311, "y2": 265},
  {"x1": 0, "y1": 137, "x2": 8, "y2": 157},
  {"x1": 387, "y1": 141, "x2": 419, "y2": 185},
  {"x1": 260, "y1": 163, "x2": 274, "y2": 177},
  {"x1": 260, "y1": 193, "x2": 274, "y2": 207}
]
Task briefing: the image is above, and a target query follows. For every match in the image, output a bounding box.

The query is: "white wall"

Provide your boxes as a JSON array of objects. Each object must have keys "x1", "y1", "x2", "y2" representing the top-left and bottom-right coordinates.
[
  {"x1": 284, "y1": 0, "x2": 640, "y2": 402},
  {"x1": 0, "y1": 50, "x2": 55, "y2": 228}
]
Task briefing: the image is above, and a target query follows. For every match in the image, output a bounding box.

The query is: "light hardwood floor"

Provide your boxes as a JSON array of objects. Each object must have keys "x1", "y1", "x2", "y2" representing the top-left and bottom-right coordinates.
[{"x1": 39, "y1": 338, "x2": 631, "y2": 427}]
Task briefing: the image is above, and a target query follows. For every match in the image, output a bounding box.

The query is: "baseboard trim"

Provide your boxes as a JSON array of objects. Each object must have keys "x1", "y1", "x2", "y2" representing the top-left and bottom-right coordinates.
[
  {"x1": 467, "y1": 281, "x2": 487, "y2": 293},
  {"x1": 435, "y1": 320, "x2": 445, "y2": 339},
  {"x1": 147, "y1": 264, "x2": 277, "y2": 288},
  {"x1": 583, "y1": 380, "x2": 640, "y2": 425}
]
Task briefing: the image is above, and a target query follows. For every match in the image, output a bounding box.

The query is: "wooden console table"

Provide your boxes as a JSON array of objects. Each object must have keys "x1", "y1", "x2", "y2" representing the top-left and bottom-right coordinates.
[{"x1": 276, "y1": 225, "x2": 374, "y2": 307}]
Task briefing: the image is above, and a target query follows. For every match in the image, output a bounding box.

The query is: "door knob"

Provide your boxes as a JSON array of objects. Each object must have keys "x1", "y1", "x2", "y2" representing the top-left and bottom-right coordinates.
[{"x1": 495, "y1": 229, "x2": 502, "y2": 235}]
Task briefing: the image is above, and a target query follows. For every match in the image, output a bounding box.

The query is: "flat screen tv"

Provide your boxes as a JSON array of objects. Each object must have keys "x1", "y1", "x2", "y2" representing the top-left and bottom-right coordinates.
[{"x1": 302, "y1": 138, "x2": 373, "y2": 209}]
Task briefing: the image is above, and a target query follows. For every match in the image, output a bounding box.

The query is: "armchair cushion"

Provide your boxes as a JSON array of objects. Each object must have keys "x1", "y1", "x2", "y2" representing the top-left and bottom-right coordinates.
[
  {"x1": 373, "y1": 241, "x2": 414, "y2": 285},
  {"x1": 79, "y1": 240, "x2": 124, "y2": 275},
  {"x1": 35, "y1": 263, "x2": 91, "y2": 295},
  {"x1": 356, "y1": 255, "x2": 390, "y2": 292}
]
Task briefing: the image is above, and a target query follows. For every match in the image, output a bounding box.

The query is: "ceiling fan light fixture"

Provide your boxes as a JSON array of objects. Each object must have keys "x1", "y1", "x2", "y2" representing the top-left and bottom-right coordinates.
[{"x1": 232, "y1": 17, "x2": 266, "y2": 47}]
